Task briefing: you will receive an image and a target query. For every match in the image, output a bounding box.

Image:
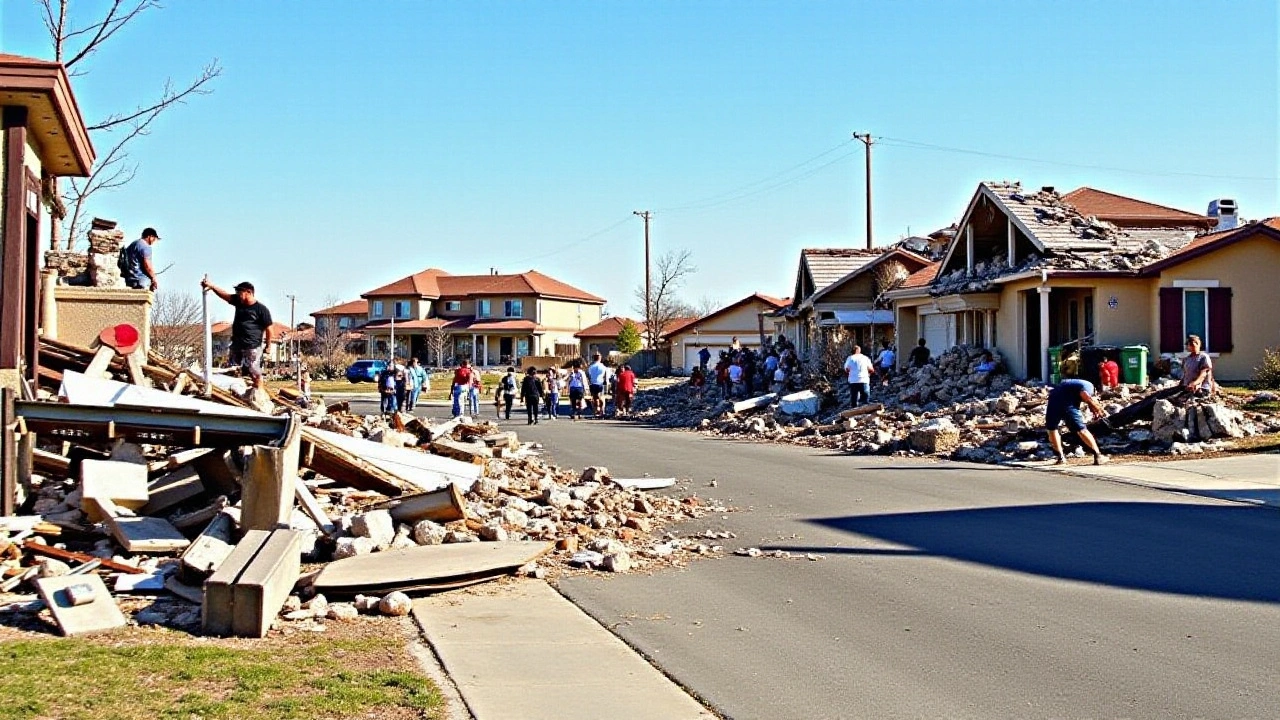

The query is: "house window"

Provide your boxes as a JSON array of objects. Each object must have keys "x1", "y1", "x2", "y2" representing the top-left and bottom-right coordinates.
[
  {"x1": 338, "y1": 317, "x2": 352, "y2": 329},
  {"x1": 1159, "y1": 286, "x2": 1232, "y2": 354},
  {"x1": 394, "y1": 301, "x2": 411, "y2": 319},
  {"x1": 444, "y1": 301, "x2": 461, "y2": 312},
  {"x1": 372, "y1": 300, "x2": 384, "y2": 318},
  {"x1": 504, "y1": 299, "x2": 523, "y2": 318},
  {"x1": 478, "y1": 300, "x2": 491, "y2": 318}
]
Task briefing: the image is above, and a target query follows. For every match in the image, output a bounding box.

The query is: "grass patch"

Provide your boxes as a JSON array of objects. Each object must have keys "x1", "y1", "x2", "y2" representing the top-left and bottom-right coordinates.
[{"x1": 0, "y1": 636, "x2": 443, "y2": 720}]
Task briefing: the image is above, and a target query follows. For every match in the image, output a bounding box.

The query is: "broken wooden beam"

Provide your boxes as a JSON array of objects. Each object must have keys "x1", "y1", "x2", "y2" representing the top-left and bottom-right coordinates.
[
  {"x1": 364, "y1": 484, "x2": 467, "y2": 524},
  {"x1": 429, "y1": 437, "x2": 491, "y2": 464},
  {"x1": 839, "y1": 403, "x2": 884, "y2": 419},
  {"x1": 22, "y1": 540, "x2": 145, "y2": 574}
]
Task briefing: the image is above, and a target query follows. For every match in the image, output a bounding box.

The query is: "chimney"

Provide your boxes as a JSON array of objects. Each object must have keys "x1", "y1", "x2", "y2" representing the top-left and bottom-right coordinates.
[{"x1": 1207, "y1": 199, "x2": 1239, "y2": 231}]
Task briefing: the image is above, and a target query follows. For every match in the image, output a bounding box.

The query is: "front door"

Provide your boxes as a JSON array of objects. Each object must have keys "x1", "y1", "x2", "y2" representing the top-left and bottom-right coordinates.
[{"x1": 499, "y1": 337, "x2": 513, "y2": 363}]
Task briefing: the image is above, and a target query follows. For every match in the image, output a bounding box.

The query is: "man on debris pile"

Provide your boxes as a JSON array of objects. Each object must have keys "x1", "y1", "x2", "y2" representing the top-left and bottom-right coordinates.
[
  {"x1": 201, "y1": 278, "x2": 275, "y2": 390},
  {"x1": 1046, "y1": 360, "x2": 1109, "y2": 466}
]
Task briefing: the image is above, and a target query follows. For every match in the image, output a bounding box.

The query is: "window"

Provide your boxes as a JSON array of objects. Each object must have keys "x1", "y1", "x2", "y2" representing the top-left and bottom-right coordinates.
[
  {"x1": 444, "y1": 300, "x2": 461, "y2": 312},
  {"x1": 1159, "y1": 286, "x2": 1232, "y2": 354},
  {"x1": 477, "y1": 300, "x2": 491, "y2": 318},
  {"x1": 372, "y1": 300, "x2": 384, "y2": 318},
  {"x1": 338, "y1": 317, "x2": 352, "y2": 329},
  {"x1": 504, "y1": 299, "x2": 523, "y2": 317},
  {"x1": 394, "y1": 300, "x2": 411, "y2": 319}
]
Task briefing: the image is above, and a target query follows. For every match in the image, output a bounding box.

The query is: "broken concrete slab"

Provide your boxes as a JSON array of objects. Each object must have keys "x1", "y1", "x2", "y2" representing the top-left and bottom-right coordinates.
[
  {"x1": 777, "y1": 390, "x2": 821, "y2": 417},
  {"x1": 302, "y1": 427, "x2": 481, "y2": 495},
  {"x1": 97, "y1": 498, "x2": 191, "y2": 554},
  {"x1": 364, "y1": 484, "x2": 467, "y2": 525},
  {"x1": 80, "y1": 459, "x2": 149, "y2": 523},
  {"x1": 429, "y1": 437, "x2": 492, "y2": 464},
  {"x1": 240, "y1": 439, "x2": 299, "y2": 532},
  {"x1": 35, "y1": 573, "x2": 126, "y2": 636},
  {"x1": 313, "y1": 540, "x2": 553, "y2": 596},
  {"x1": 730, "y1": 393, "x2": 777, "y2": 414},
  {"x1": 181, "y1": 509, "x2": 239, "y2": 582},
  {"x1": 141, "y1": 465, "x2": 207, "y2": 517}
]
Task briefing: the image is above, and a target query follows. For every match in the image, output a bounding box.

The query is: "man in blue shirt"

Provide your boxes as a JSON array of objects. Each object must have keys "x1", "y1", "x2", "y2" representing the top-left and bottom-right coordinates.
[
  {"x1": 1046, "y1": 369, "x2": 1109, "y2": 465},
  {"x1": 120, "y1": 228, "x2": 160, "y2": 291}
]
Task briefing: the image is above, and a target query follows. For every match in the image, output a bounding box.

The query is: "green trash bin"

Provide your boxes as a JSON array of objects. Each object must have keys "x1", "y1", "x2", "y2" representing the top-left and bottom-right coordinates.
[
  {"x1": 1048, "y1": 346, "x2": 1063, "y2": 385},
  {"x1": 1120, "y1": 345, "x2": 1149, "y2": 386}
]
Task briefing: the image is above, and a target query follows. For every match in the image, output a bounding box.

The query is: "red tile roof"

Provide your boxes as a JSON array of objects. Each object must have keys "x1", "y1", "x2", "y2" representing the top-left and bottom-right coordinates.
[
  {"x1": 575, "y1": 316, "x2": 643, "y2": 339},
  {"x1": 1141, "y1": 218, "x2": 1280, "y2": 274},
  {"x1": 311, "y1": 299, "x2": 367, "y2": 316},
  {"x1": 363, "y1": 268, "x2": 605, "y2": 303},
  {"x1": 898, "y1": 261, "x2": 942, "y2": 290},
  {"x1": 1062, "y1": 187, "x2": 1213, "y2": 229}
]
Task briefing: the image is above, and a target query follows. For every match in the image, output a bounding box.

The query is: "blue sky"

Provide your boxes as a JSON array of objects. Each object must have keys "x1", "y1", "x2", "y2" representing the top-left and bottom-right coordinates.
[{"x1": 2, "y1": 1, "x2": 1276, "y2": 323}]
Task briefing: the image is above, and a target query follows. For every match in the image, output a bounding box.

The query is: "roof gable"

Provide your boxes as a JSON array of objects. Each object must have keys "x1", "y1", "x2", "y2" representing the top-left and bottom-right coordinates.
[
  {"x1": 575, "y1": 316, "x2": 643, "y2": 339},
  {"x1": 1141, "y1": 218, "x2": 1280, "y2": 274},
  {"x1": 362, "y1": 268, "x2": 605, "y2": 303},
  {"x1": 1062, "y1": 187, "x2": 1213, "y2": 229},
  {"x1": 312, "y1": 299, "x2": 367, "y2": 316},
  {"x1": 668, "y1": 293, "x2": 790, "y2": 337},
  {"x1": 804, "y1": 248, "x2": 931, "y2": 306}
]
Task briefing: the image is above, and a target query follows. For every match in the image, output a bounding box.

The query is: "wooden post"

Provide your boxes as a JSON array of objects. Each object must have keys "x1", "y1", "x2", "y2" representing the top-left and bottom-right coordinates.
[{"x1": 1, "y1": 388, "x2": 15, "y2": 515}]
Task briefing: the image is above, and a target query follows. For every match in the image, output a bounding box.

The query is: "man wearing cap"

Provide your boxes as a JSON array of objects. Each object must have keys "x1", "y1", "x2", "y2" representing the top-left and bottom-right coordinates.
[
  {"x1": 120, "y1": 227, "x2": 160, "y2": 291},
  {"x1": 201, "y1": 278, "x2": 276, "y2": 389}
]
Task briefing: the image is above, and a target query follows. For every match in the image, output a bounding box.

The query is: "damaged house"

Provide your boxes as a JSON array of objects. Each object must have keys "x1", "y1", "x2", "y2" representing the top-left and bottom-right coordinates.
[{"x1": 885, "y1": 181, "x2": 1276, "y2": 382}]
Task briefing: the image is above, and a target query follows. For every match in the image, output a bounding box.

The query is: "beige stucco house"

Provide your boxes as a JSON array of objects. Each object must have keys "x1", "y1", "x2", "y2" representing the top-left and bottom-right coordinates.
[
  {"x1": 664, "y1": 293, "x2": 789, "y2": 371},
  {"x1": 358, "y1": 268, "x2": 605, "y2": 366},
  {"x1": 886, "y1": 182, "x2": 1274, "y2": 383}
]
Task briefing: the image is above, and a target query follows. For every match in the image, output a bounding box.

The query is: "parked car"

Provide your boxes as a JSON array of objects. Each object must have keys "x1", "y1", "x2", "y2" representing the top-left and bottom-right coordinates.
[{"x1": 345, "y1": 359, "x2": 388, "y2": 383}]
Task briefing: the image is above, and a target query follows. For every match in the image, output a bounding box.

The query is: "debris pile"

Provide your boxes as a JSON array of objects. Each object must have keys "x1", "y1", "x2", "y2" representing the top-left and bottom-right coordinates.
[
  {"x1": 1, "y1": 331, "x2": 724, "y2": 639},
  {"x1": 632, "y1": 345, "x2": 1280, "y2": 462}
]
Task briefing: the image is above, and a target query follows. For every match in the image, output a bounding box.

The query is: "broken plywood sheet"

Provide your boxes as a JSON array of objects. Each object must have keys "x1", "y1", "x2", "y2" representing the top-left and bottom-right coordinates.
[
  {"x1": 34, "y1": 574, "x2": 127, "y2": 636},
  {"x1": 305, "y1": 427, "x2": 481, "y2": 493},
  {"x1": 313, "y1": 540, "x2": 552, "y2": 595}
]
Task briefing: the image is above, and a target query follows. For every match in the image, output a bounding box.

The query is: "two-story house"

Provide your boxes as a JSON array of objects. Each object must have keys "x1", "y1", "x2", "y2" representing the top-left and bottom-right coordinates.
[{"x1": 359, "y1": 268, "x2": 605, "y2": 366}]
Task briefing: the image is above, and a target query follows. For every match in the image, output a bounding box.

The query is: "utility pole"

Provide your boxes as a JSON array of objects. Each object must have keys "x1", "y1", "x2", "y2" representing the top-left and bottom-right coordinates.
[
  {"x1": 853, "y1": 132, "x2": 873, "y2": 249},
  {"x1": 633, "y1": 210, "x2": 652, "y2": 338},
  {"x1": 286, "y1": 294, "x2": 298, "y2": 380}
]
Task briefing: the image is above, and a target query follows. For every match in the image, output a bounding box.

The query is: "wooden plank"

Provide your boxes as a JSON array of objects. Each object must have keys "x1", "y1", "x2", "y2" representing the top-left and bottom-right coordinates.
[
  {"x1": 32, "y1": 447, "x2": 70, "y2": 478},
  {"x1": 125, "y1": 349, "x2": 151, "y2": 387},
  {"x1": 313, "y1": 541, "x2": 552, "y2": 593},
  {"x1": 22, "y1": 540, "x2": 145, "y2": 574},
  {"x1": 232, "y1": 529, "x2": 303, "y2": 638},
  {"x1": 81, "y1": 459, "x2": 149, "y2": 523},
  {"x1": 34, "y1": 574, "x2": 126, "y2": 636},
  {"x1": 98, "y1": 498, "x2": 191, "y2": 554},
  {"x1": 429, "y1": 437, "x2": 491, "y2": 464},
  {"x1": 839, "y1": 403, "x2": 884, "y2": 419},
  {"x1": 302, "y1": 427, "x2": 477, "y2": 496},
  {"x1": 202, "y1": 529, "x2": 269, "y2": 636},
  {"x1": 83, "y1": 345, "x2": 117, "y2": 379},
  {"x1": 364, "y1": 484, "x2": 466, "y2": 524},
  {"x1": 294, "y1": 476, "x2": 334, "y2": 533}
]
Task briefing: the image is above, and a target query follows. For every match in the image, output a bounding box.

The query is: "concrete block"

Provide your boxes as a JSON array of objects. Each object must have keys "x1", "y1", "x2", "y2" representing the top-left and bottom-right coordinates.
[{"x1": 80, "y1": 459, "x2": 148, "y2": 523}]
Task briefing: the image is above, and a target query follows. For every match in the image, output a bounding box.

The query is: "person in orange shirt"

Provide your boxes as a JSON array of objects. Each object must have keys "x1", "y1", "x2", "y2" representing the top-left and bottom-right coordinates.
[
  {"x1": 1098, "y1": 354, "x2": 1121, "y2": 389},
  {"x1": 615, "y1": 364, "x2": 638, "y2": 416}
]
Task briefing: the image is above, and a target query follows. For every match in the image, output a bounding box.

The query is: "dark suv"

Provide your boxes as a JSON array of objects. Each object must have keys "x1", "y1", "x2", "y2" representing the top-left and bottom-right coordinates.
[{"x1": 345, "y1": 359, "x2": 388, "y2": 383}]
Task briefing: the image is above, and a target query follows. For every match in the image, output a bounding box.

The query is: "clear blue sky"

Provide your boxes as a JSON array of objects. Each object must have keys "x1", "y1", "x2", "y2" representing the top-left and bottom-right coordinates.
[{"x1": 2, "y1": 1, "x2": 1276, "y2": 324}]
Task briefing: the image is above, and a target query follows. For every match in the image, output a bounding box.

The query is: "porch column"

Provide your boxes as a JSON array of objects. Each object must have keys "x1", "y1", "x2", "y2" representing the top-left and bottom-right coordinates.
[
  {"x1": 1, "y1": 107, "x2": 30, "y2": 379},
  {"x1": 471, "y1": 334, "x2": 478, "y2": 364},
  {"x1": 1006, "y1": 218, "x2": 1016, "y2": 267},
  {"x1": 966, "y1": 225, "x2": 974, "y2": 274},
  {"x1": 482, "y1": 335, "x2": 488, "y2": 366},
  {"x1": 1038, "y1": 287, "x2": 1051, "y2": 383},
  {"x1": 893, "y1": 304, "x2": 902, "y2": 369},
  {"x1": 984, "y1": 310, "x2": 994, "y2": 348}
]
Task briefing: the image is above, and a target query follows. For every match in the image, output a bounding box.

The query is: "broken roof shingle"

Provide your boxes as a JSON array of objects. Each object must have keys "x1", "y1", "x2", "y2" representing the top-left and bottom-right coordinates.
[{"x1": 801, "y1": 248, "x2": 885, "y2": 290}]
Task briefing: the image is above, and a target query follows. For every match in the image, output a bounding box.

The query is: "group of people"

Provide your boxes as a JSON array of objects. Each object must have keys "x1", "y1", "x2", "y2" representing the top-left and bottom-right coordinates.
[
  {"x1": 693, "y1": 335, "x2": 803, "y2": 400},
  {"x1": 450, "y1": 353, "x2": 639, "y2": 423},
  {"x1": 843, "y1": 338, "x2": 937, "y2": 406},
  {"x1": 376, "y1": 358, "x2": 431, "y2": 415}
]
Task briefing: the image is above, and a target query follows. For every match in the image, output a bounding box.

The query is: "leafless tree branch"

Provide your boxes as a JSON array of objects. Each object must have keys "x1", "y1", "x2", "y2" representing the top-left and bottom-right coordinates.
[
  {"x1": 633, "y1": 249, "x2": 696, "y2": 348},
  {"x1": 150, "y1": 290, "x2": 204, "y2": 365},
  {"x1": 89, "y1": 62, "x2": 222, "y2": 131}
]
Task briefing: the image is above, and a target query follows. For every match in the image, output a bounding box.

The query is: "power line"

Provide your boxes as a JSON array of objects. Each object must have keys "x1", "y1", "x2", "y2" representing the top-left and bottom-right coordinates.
[
  {"x1": 659, "y1": 147, "x2": 860, "y2": 213},
  {"x1": 874, "y1": 135, "x2": 1277, "y2": 182},
  {"x1": 659, "y1": 139, "x2": 857, "y2": 212}
]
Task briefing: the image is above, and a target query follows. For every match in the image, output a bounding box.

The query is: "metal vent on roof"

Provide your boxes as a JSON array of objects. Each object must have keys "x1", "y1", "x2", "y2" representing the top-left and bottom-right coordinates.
[{"x1": 1207, "y1": 199, "x2": 1238, "y2": 231}]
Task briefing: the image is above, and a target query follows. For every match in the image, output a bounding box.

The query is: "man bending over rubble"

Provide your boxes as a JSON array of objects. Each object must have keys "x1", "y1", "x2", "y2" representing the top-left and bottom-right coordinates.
[
  {"x1": 1046, "y1": 365, "x2": 1109, "y2": 466},
  {"x1": 201, "y1": 278, "x2": 275, "y2": 390}
]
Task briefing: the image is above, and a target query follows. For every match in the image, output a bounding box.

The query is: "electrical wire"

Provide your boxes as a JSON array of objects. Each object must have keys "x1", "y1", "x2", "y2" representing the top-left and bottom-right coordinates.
[{"x1": 658, "y1": 138, "x2": 857, "y2": 212}]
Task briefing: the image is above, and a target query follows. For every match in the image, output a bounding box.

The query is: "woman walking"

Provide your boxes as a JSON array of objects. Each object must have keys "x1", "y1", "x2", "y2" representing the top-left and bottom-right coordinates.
[
  {"x1": 566, "y1": 360, "x2": 588, "y2": 421},
  {"x1": 544, "y1": 366, "x2": 562, "y2": 420}
]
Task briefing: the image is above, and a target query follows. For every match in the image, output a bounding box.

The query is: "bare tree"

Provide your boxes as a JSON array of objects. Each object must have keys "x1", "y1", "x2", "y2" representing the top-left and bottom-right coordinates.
[
  {"x1": 423, "y1": 327, "x2": 450, "y2": 367},
  {"x1": 150, "y1": 290, "x2": 202, "y2": 365},
  {"x1": 869, "y1": 258, "x2": 910, "y2": 347},
  {"x1": 39, "y1": 0, "x2": 221, "y2": 250},
  {"x1": 633, "y1": 249, "x2": 696, "y2": 348},
  {"x1": 688, "y1": 294, "x2": 723, "y2": 318}
]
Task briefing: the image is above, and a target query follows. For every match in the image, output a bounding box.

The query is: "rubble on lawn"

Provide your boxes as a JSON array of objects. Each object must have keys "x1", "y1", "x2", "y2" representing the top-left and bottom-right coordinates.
[
  {"x1": 630, "y1": 345, "x2": 1280, "y2": 463},
  {"x1": 1, "y1": 332, "x2": 729, "y2": 639}
]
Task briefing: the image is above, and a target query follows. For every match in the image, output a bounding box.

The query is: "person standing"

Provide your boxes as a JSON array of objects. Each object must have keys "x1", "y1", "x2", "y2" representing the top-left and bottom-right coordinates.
[
  {"x1": 499, "y1": 366, "x2": 518, "y2": 420},
  {"x1": 587, "y1": 352, "x2": 609, "y2": 417},
  {"x1": 566, "y1": 360, "x2": 588, "y2": 421},
  {"x1": 201, "y1": 279, "x2": 275, "y2": 390},
  {"x1": 698, "y1": 346, "x2": 711, "y2": 372},
  {"x1": 469, "y1": 370, "x2": 483, "y2": 417},
  {"x1": 875, "y1": 342, "x2": 896, "y2": 384},
  {"x1": 121, "y1": 228, "x2": 161, "y2": 291},
  {"x1": 520, "y1": 366, "x2": 545, "y2": 425},
  {"x1": 544, "y1": 367, "x2": 562, "y2": 420},
  {"x1": 405, "y1": 358, "x2": 426, "y2": 411},
  {"x1": 909, "y1": 338, "x2": 931, "y2": 368},
  {"x1": 450, "y1": 359, "x2": 474, "y2": 417},
  {"x1": 1046, "y1": 370, "x2": 1109, "y2": 465},
  {"x1": 297, "y1": 366, "x2": 312, "y2": 408},
  {"x1": 393, "y1": 361, "x2": 408, "y2": 414},
  {"x1": 379, "y1": 367, "x2": 398, "y2": 415},
  {"x1": 727, "y1": 358, "x2": 744, "y2": 398},
  {"x1": 615, "y1": 364, "x2": 637, "y2": 417},
  {"x1": 843, "y1": 344, "x2": 875, "y2": 407},
  {"x1": 1180, "y1": 335, "x2": 1214, "y2": 396}
]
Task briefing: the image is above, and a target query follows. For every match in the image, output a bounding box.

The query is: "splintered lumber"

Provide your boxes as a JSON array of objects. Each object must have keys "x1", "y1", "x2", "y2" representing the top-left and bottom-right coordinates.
[
  {"x1": 429, "y1": 437, "x2": 491, "y2": 464},
  {"x1": 731, "y1": 393, "x2": 777, "y2": 414},
  {"x1": 32, "y1": 448, "x2": 71, "y2": 478},
  {"x1": 35, "y1": 574, "x2": 126, "y2": 636},
  {"x1": 839, "y1": 403, "x2": 884, "y2": 419},
  {"x1": 313, "y1": 541, "x2": 553, "y2": 596},
  {"x1": 97, "y1": 498, "x2": 190, "y2": 554},
  {"x1": 364, "y1": 484, "x2": 466, "y2": 524},
  {"x1": 240, "y1": 421, "x2": 301, "y2": 532},
  {"x1": 202, "y1": 529, "x2": 302, "y2": 638},
  {"x1": 80, "y1": 459, "x2": 149, "y2": 523},
  {"x1": 302, "y1": 427, "x2": 482, "y2": 495},
  {"x1": 23, "y1": 540, "x2": 145, "y2": 574},
  {"x1": 294, "y1": 477, "x2": 334, "y2": 533}
]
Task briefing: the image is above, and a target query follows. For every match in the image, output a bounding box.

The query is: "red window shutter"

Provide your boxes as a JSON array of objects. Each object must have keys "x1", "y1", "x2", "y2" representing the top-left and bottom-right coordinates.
[
  {"x1": 1208, "y1": 287, "x2": 1233, "y2": 353},
  {"x1": 1158, "y1": 287, "x2": 1183, "y2": 353}
]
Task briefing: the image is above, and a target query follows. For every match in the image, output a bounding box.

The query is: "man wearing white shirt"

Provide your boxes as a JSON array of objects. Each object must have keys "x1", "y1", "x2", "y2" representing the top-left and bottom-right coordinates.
[
  {"x1": 587, "y1": 352, "x2": 609, "y2": 417},
  {"x1": 843, "y1": 344, "x2": 875, "y2": 407}
]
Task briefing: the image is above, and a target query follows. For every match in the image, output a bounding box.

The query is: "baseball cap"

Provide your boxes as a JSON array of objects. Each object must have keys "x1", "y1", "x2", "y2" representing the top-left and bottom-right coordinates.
[
  {"x1": 142, "y1": 227, "x2": 160, "y2": 239},
  {"x1": 233, "y1": 281, "x2": 255, "y2": 292}
]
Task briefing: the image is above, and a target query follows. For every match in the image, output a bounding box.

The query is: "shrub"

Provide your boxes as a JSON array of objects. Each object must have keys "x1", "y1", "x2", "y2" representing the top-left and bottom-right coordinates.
[
  {"x1": 616, "y1": 320, "x2": 643, "y2": 354},
  {"x1": 307, "y1": 351, "x2": 356, "y2": 381},
  {"x1": 1252, "y1": 347, "x2": 1280, "y2": 390}
]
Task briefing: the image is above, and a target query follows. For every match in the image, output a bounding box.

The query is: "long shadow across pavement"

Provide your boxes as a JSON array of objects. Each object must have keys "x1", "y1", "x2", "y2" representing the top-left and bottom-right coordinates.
[{"x1": 775, "y1": 501, "x2": 1280, "y2": 603}]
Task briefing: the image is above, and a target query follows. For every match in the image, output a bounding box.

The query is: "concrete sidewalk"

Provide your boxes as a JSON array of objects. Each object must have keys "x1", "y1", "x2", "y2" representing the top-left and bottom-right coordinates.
[
  {"x1": 1043, "y1": 453, "x2": 1280, "y2": 508},
  {"x1": 413, "y1": 580, "x2": 715, "y2": 720}
]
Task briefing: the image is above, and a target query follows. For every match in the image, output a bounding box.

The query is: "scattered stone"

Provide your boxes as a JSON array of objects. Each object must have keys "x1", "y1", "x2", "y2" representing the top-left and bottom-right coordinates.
[{"x1": 378, "y1": 592, "x2": 412, "y2": 616}]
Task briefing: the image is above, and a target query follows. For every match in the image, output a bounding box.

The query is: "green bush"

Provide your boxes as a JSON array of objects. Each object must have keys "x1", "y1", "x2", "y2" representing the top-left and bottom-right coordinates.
[
  {"x1": 616, "y1": 320, "x2": 643, "y2": 354},
  {"x1": 1253, "y1": 347, "x2": 1280, "y2": 389}
]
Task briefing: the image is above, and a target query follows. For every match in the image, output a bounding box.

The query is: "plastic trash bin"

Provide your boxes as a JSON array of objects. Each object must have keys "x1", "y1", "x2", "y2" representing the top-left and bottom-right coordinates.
[{"x1": 1120, "y1": 345, "x2": 1149, "y2": 386}]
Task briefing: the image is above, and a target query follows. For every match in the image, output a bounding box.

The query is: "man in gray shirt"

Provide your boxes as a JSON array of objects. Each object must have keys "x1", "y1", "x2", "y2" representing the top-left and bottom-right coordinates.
[{"x1": 1181, "y1": 335, "x2": 1214, "y2": 395}]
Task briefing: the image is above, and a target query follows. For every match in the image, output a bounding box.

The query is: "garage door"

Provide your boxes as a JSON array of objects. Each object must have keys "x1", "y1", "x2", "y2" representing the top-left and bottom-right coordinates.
[{"x1": 921, "y1": 314, "x2": 955, "y2": 356}]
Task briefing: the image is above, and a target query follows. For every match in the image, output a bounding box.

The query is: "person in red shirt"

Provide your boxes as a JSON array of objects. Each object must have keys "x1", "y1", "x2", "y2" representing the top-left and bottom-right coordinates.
[
  {"x1": 615, "y1": 364, "x2": 638, "y2": 417},
  {"x1": 451, "y1": 359, "x2": 474, "y2": 417},
  {"x1": 1098, "y1": 355, "x2": 1120, "y2": 389}
]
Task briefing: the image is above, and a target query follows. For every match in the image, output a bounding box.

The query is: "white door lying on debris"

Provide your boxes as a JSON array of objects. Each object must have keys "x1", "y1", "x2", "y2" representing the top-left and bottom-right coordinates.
[{"x1": 922, "y1": 313, "x2": 956, "y2": 355}]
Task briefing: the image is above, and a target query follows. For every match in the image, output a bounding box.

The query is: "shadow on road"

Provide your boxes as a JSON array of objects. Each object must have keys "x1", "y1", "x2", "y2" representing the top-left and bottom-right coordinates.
[{"x1": 774, "y1": 502, "x2": 1280, "y2": 603}]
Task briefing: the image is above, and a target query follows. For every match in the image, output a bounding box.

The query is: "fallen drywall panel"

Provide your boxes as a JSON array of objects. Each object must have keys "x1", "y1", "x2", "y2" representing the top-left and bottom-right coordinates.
[
  {"x1": 313, "y1": 540, "x2": 552, "y2": 594},
  {"x1": 305, "y1": 427, "x2": 481, "y2": 493}
]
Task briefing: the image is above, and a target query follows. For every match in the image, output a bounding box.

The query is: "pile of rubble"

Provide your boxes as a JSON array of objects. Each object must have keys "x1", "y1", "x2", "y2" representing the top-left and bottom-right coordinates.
[
  {"x1": 631, "y1": 345, "x2": 1280, "y2": 463},
  {"x1": 0, "y1": 332, "x2": 727, "y2": 639}
]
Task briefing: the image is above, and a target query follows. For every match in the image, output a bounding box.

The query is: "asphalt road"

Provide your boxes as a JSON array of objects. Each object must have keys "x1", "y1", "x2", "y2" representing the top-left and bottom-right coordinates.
[{"x1": 348, "y1": 399, "x2": 1280, "y2": 719}]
